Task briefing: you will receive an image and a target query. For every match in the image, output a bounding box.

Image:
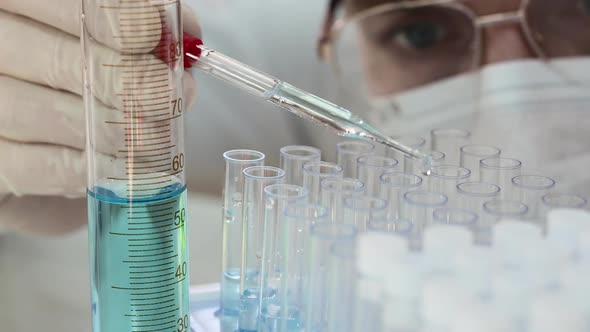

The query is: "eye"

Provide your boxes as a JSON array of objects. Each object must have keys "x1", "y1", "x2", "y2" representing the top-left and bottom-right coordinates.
[{"x1": 393, "y1": 21, "x2": 447, "y2": 50}]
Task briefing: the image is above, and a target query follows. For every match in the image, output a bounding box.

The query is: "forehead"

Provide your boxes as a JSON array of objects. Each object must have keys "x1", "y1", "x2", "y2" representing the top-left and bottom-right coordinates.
[{"x1": 345, "y1": 0, "x2": 522, "y2": 15}]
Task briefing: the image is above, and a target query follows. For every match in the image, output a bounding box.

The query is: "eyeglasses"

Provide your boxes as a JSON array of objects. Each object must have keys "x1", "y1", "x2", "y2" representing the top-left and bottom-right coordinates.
[{"x1": 320, "y1": 0, "x2": 590, "y2": 96}]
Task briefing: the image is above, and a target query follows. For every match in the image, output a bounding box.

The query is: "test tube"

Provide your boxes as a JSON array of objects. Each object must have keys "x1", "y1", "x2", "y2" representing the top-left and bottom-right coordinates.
[
  {"x1": 379, "y1": 172, "x2": 423, "y2": 220},
  {"x1": 280, "y1": 146, "x2": 322, "y2": 186},
  {"x1": 305, "y1": 223, "x2": 357, "y2": 332},
  {"x1": 327, "y1": 241, "x2": 356, "y2": 332},
  {"x1": 240, "y1": 166, "x2": 286, "y2": 332},
  {"x1": 343, "y1": 196, "x2": 388, "y2": 232},
  {"x1": 357, "y1": 155, "x2": 399, "y2": 197},
  {"x1": 542, "y1": 193, "x2": 587, "y2": 210},
  {"x1": 280, "y1": 204, "x2": 328, "y2": 332},
  {"x1": 406, "y1": 150, "x2": 446, "y2": 176},
  {"x1": 481, "y1": 200, "x2": 528, "y2": 230},
  {"x1": 432, "y1": 208, "x2": 478, "y2": 230},
  {"x1": 511, "y1": 175, "x2": 555, "y2": 221},
  {"x1": 430, "y1": 128, "x2": 471, "y2": 165},
  {"x1": 221, "y1": 150, "x2": 265, "y2": 315},
  {"x1": 368, "y1": 216, "x2": 413, "y2": 237},
  {"x1": 260, "y1": 184, "x2": 308, "y2": 330},
  {"x1": 428, "y1": 165, "x2": 471, "y2": 205},
  {"x1": 302, "y1": 161, "x2": 344, "y2": 204},
  {"x1": 320, "y1": 178, "x2": 365, "y2": 223},
  {"x1": 456, "y1": 182, "x2": 501, "y2": 216},
  {"x1": 403, "y1": 191, "x2": 448, "y2": 249},
  {"x1": 480, "y1": 157, "x2": 522, "y2": 199},
  {"x1": 336, "y1": 141, "x2": 375, "y2": 178},
  {"x1": 460, "y1": 145, "x2": 501, "y2": 181},
  {"x1": 385, "y1": 136, "x2": 426, "y2": 172}
]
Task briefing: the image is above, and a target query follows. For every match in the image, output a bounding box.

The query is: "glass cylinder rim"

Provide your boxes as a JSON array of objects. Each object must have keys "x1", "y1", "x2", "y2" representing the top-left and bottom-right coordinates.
[
  {"x1": 432, "y1": 207, "x2": 478, "y2": 225},
  {"x1": 264, "y1": 184, "x2": 308, "y2": 200},
  {"x1": 460, "y1": 144, "x2": 502, "y2": 157},
  {"x1": 456, "y1": 181, "x2": 501, "y2": 197},
  {"x1": 367, "y1": 217, "x2": 413, "y2": 234},
  {"x1": 310, "y1": 222, "x2": 357, "y2": 240},
  {"x1": 391, "y1": 135, "x2": 426, "y2": 148},
  {"x1": 280, "y1": 145, "x2": 322, "y2": 160},
  {"x1": 403, "y1": 190, "x2": 448, "y2": 207},
  {"x1": 511, "y1": 175, "x2": 556, "y2": 190},
  {"x1": 284, "y1": 203, "x2": 328, "y2": 221},
  {"x1": 542, "y1": 193, "x2": 588, "y2": 208},
  {"x1": 343, "y1": 196, "x2": 388, "y2": 211},
  {"x1": 302, "y1": 161, "x2": 344, "y2": 175},
  {"x1": 483, "y1": 199, "x2": 528, "y2": 216},
  {"x1": 223, "y1": 149, "x2": 265, "y2": 164},
  {"x1": 430, "y1": 150, "x2": 446, "y2": 161},
  {"x1": 336, "y1": 140, "x2": 375, "y2": 153},
  {"x1": 243, "y1": 165, "x2": 286, "y2": 180},
  {"x1": 357, "y1": 155, "x2": 399, "y2": 168},
  {"x1": 379, "y1": 172, "x2": 423, "y2": 188},
  {"x1": 480, "y1": 157, "x2": 522, "y2": 170},
  {"x1": 320, "y1": 177, "x2": 365, "y2": 193},
  {"x1": 431, "y1": 128, "x2": 471, "y2": 139},
  {"x1": 430, "y1": 165, "x2": 471, "y2": 180}
]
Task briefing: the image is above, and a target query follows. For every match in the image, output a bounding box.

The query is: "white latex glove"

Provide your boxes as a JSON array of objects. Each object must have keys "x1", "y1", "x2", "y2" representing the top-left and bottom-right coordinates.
[{"x1": 0, "y1": 0, "x2": 201, "y2": 234}]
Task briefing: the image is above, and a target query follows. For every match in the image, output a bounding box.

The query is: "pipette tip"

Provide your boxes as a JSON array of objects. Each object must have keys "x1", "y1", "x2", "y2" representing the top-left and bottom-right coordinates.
[{"x1": 183, "y1": 33, "x2": 203, "y2": 69}]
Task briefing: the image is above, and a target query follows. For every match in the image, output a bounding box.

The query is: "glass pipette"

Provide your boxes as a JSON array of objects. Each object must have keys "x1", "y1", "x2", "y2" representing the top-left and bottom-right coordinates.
[{"x1": 182, "y1": 34, "x2": 433, "y2": 174}]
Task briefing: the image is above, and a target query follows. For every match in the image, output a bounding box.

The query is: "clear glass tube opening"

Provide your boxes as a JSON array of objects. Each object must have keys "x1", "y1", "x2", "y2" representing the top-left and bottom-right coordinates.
[
  {"x1": 357, "y1": 155, "x2": 399, "y2": 197},
  {"x1": 542, "y1": 193, "x2": 588, "y2": 210},
  {"x1": 460, "y1": 145, "x2": 501, "y2": 181},
  {"x1": 480, "y1": 157, "x2": 522, "y2": 200},
  {"x1": 512, "y1": 175, "x2": 556, "y2": 221},
  {"x1": 343, "y1": 196, "x2": 388, "y2": 232},
  {"x1": 456, "y1": 181, "x2": 501, "y2": 245},
  {"x1": 385, "y1": 136, "x2": 426, "y2": 172},
  {"x1": 222, "y1": 149, "x2": 265, "y2": 315},
  {"x1": 336, "y1": 141, "x2": 375, "y2": 178},
  {"x1": 281, "y1": 204, "x2": 328, "y2": 332},
  {"x1": 428, "y1": 165, "x2": 471, "y2": 206},
  {"x1": 240, "y1": 166, "x2": 286, "y2": 331},
  {"x1": 379, "y1": 172, "x2": 423, "y2": 220},
  {"x1": 430, "y1": 128, "x2": 471, "y2": 166},
  {"x1": 482, "y1": 199, "x2": 528, "y2": 226},
  {"x1": 321, "y1": 178, "x2": 365, "y2": 223},
  {"x1": 368, "y1": 216, "x2": 414, "y2": 237},
  {"x1": 260, "y1": 184, "x2": 308, "y2": 329},
  {"x1": 305, "y1": 223, "x2": 357, "y2": 332},
  {"x1": 280, "y1": 145, "x2": 322, "y2": 186},
  {"x1": 403, "y1": 191, "x2": 448, "y2": 250},
  {"x1": 303, "y1": 161, "x2": 344, "y2": 205}
]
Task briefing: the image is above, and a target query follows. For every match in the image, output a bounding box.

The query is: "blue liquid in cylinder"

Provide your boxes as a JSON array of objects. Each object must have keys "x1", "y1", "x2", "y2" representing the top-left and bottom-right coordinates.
[{"x1": 88, "y1": 183, "x2": 190, "y2": 332}]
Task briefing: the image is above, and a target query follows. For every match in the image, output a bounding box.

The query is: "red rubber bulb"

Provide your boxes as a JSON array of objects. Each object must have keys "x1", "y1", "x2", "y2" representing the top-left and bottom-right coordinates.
[{"x1": 183, "y1": 32, "x2": 203, "y2": 69}]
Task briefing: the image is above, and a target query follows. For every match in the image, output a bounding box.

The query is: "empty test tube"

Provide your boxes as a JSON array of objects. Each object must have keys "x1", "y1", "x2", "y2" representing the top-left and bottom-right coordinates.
[
  {"x1": 481, "y1": 201, "x2": 528, "y2": 242},
  {"x1": 320, "y1": 177, "x2": 365, "y2": 223},
  {"x1": 280, "y1": 204, "x2": 328, "y2": 332},
  {"x1": 260, "y1": 184, "x2": 308, "y2": 330},
  {"x1": 460, "y1": 145, "x2": 501, "y2": 181},
  {"x1": 480, "y1": 157, "x2": 522, "y2": 199},
  {"x1": 542, "y1": 193, "x2": 587, "y2": 210},
  {"x1": 403, "y1": 191, "x2": 448, "y2": 249},
  {"x1": 379, "y1": 172, "x2": 423, "y2": 220},
  {"x1": 222, "y1": 149, "x2": 265, "y2": 314},
  {"x1": 280, "y1": 146, "x2": 321, "y2": 186},
  {"x1": 357, "y1": 155, "x2": 399, "y2": 197},
  {"x1": 385, "y1": 136, "x2": 426, "y2": 172},
  {"x1": 305, "y1": 223, "x2": 357, "y2": 332},
  {"x1": 354, "y1": 232, "x2": 408, "y2": 332},
  {"x1": 240, "y1": 166, "x2": 286, "y2": 331},
  {"x1": 433, "y1": 208, "x2": 478, "y2": 230},
  {"x1": 368, "y1": 216, "x2": 413, "y2": 236},
  {"x1": 511, "y1": 175, "x2": 555, "y2": 221},
  {"x1": 303, "y1": 161, "x2": 343, "y2": 204},
  {"x1": 456, "y1": 182, "x2": 501, "y2": 216},
  {"x1": 430, "y1": 128, "x2": 471, "y2": 165},
  {"x1": 343, "y1": 196, "x2": 388, "y2": 232},
  {"x1": 428, "y1": 165, "x2": 471, "y2": 205},
  {"x1": 327, "y1": 241, "x2": 356, "y2": 332},
  {"x1": 336, "y1": 141, "x2": 375, "y2": 178}
]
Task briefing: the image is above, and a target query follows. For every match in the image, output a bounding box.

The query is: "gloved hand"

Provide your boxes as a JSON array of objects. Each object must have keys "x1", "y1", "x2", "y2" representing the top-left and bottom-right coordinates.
[{"x1": 0, "y1": 0, "x2": 201, "y2": 234}]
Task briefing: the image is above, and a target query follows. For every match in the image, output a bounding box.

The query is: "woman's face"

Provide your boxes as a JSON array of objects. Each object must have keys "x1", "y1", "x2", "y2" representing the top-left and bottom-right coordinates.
[{"x1": 340, "y1": 0, "x2": 590, "y2": 96}]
